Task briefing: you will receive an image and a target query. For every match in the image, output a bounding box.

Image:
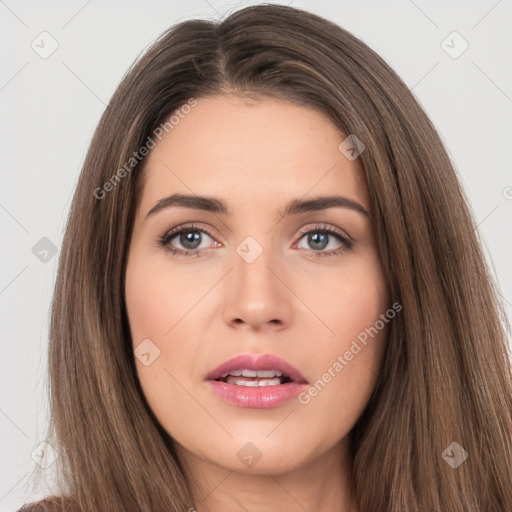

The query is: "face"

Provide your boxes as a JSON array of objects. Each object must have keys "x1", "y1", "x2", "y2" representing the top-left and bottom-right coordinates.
[{"x1": 125, "y1": 94, "x2": 389, "y2": 479}]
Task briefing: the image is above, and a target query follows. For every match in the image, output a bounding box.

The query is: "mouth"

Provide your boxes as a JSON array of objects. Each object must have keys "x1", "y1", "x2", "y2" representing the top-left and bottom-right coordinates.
[
  {"x1": 205, "y1": 353, "x2": 308, "y2": 386},
  {"x1": 204, "y1": 353, "x2": 308, "y2": 408}
]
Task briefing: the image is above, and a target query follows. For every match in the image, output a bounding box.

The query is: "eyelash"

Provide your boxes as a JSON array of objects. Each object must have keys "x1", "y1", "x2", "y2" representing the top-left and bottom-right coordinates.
[{"x1": 157, "y1": 223, "x2": 353, "y2": 258}]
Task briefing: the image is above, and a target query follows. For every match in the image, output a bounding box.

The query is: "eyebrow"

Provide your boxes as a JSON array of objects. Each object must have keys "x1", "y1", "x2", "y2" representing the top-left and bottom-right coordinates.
[{"x1": 144, "y1": 193, "x2": 370, "y2": 220}]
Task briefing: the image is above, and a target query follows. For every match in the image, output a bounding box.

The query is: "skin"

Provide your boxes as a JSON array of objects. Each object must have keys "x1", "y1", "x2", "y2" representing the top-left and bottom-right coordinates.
[{"x1": 125, "y1": 94, "x2": 390, "y2": 512}]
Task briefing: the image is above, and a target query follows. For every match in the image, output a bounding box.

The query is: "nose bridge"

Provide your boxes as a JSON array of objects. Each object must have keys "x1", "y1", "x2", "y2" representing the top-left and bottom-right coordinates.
[
  {"x1": 224, "y1": 230, "x2": 291, "y2": 328},
  {"x1": 234, "y1": 232, "x2": 281, "y2": 295}
]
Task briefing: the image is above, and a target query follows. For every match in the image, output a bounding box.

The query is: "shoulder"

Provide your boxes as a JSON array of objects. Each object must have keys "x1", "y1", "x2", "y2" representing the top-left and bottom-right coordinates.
[
  {"x1": 17, "y1": 501, "x2": 51, "y2": 512},
  {"x1": 17, "y1": 503, "x2": 46, "y2": 512},
  {"x1": 17, "y1": 498, "x2": 69, "y2": 512}
]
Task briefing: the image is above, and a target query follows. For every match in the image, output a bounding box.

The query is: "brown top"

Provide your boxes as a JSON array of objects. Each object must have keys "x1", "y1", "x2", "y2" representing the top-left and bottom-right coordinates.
[{"x1": 17, "y1": 500, "x2": 59, "y2": 512}]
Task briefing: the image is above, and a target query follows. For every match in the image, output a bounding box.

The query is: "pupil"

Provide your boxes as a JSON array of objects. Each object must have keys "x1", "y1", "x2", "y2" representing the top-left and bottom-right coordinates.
[
  {"x1": 309, "y1": 232, "x2": 328, "y2": 250},
  {"x1": 180, "y1": 231, "x2": 201, "y2": 249}
]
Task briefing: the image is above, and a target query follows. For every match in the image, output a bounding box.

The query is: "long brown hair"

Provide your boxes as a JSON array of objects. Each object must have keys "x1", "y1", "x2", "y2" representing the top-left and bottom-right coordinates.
[{"x1": 24, "y1": 4, "x2": 512, "y2": 511}]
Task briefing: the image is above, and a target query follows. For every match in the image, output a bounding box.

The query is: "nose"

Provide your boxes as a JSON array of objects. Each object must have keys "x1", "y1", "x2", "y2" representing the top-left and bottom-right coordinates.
[{"x1": 222, "y1": 243, "x2": 292, "y2": 332}]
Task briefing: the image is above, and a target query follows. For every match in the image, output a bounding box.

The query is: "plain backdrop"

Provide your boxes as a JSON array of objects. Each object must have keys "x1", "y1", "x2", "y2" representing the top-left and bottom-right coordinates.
[{"x1": 1, "y1": 1, "x2": 511, "y2": 510}]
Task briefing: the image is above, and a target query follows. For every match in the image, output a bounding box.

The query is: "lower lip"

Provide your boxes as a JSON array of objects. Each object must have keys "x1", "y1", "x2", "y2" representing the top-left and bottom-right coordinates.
[{"x1": 207, "y1": 380, "x2": 307, "y2": 408}]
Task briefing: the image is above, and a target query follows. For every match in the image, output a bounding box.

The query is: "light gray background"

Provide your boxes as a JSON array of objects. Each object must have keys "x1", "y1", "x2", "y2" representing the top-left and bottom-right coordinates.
[{"x1": 1, "y1": 1, "x2": 511, "y2": 510}]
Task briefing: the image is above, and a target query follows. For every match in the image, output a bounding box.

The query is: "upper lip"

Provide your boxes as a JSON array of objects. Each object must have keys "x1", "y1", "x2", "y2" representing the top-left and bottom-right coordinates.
[{"x1": 205, "y1": 353, "x2": 308, "y2": 384}]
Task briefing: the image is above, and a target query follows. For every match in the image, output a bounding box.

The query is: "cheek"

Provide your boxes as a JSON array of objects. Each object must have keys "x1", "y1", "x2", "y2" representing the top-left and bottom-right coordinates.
[
  {"x1": 125, "y1": 257, "x2": 187, "y2": 436},
  {"x1": 124, "y1": 250, "x2": 206, "y2": 416},
  {"x1": 294, "y1": 248, "x2": 388, "y2": 346},
  {"x1": 294, "y1": 251, "x2": 389, "y2": 428},
  {"x1": 125, "y1": 250, "x2": 199, "y2": 342}
]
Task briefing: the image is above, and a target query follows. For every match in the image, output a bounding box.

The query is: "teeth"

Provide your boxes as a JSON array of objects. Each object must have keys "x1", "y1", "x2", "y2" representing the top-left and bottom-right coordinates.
[
  {"x1": 256, "y1": 370, "x2": 281, "y2": 378},
  {"x1": 225, "y1": 377, "x2": 282, "y2": 387},
  {"x1": 220, "y1": 369, "x2": 285, "y2": 378}
]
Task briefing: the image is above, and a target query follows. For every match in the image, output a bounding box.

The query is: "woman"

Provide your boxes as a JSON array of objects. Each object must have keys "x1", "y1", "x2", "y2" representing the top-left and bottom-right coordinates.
[{"x1": 20, "y1": 4, "x2": 512, "y2": 511}]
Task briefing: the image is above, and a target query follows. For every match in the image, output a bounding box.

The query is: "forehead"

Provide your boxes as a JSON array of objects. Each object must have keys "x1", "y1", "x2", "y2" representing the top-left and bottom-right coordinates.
[{"x1": 137, "y1": 94, "x2": 369, "y2": 216}]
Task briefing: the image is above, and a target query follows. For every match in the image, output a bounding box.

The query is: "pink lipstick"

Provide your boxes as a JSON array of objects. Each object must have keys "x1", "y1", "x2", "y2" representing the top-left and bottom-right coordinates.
[{"x1": 205, "y1": 353, "x2": 308, "y2": 408}]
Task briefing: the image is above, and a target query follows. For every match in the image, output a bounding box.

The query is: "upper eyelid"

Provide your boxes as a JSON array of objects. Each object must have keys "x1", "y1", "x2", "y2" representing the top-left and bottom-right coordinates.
[
  {"x1": 297, "y1": 223, "x2": 352, "y2": 242},
  {"x1": 163, "y1": 222, "x2": 352, "y2": 245}
]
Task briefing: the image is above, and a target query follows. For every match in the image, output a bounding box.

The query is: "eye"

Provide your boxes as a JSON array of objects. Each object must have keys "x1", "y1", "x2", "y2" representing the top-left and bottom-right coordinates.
[
  {"x1": 295, "y1": 223, "x2": 353, "y2": 257},
  {"x1": 157, "y1": 222, "x2": 353, "y2": 258},
  {"x1": 157, "y1": 223, "x2": 219, "y2": 257}
]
